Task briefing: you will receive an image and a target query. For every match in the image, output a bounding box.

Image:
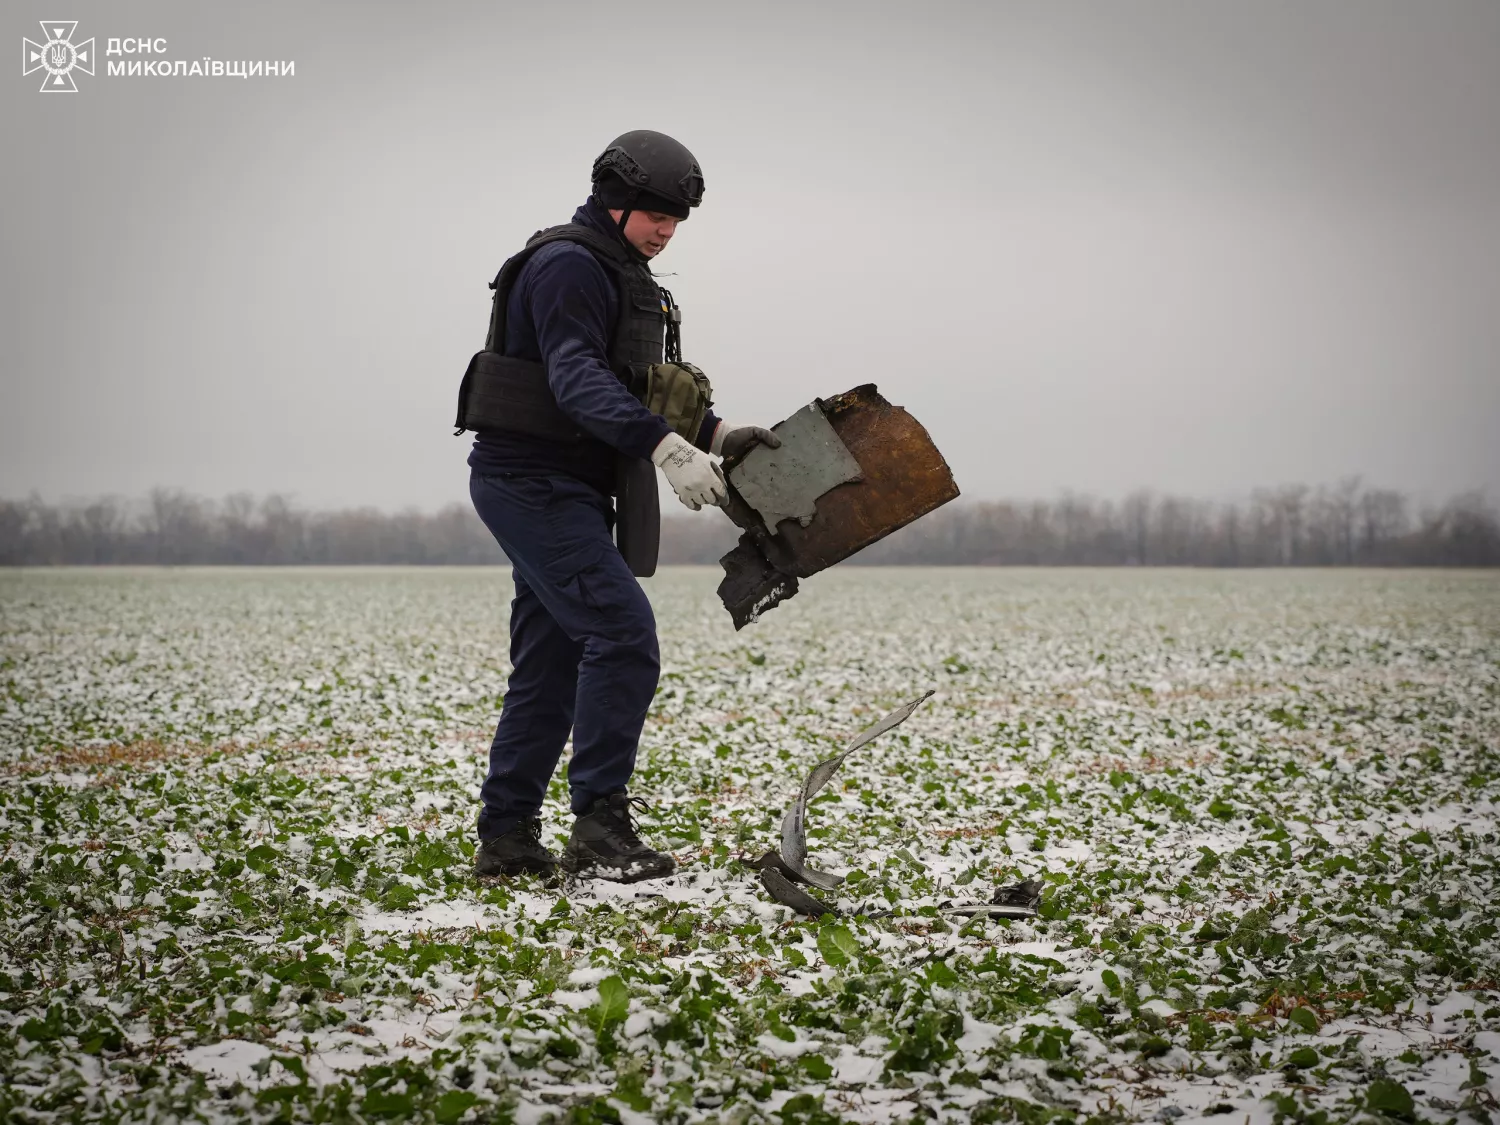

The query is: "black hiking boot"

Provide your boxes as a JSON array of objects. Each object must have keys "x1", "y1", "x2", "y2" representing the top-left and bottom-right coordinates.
[
  {"x1": 560, "y1": 792, "x2": 677, "y2": 883},
  {"x1": 474, "y1": 818, "x2": 557, "y2": 878}
]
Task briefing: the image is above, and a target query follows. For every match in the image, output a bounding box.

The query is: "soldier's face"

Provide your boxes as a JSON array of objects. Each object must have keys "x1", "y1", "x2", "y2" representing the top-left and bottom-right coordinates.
[{"x1": 609, "y1": 209, "x2": 680, "y2": 258}]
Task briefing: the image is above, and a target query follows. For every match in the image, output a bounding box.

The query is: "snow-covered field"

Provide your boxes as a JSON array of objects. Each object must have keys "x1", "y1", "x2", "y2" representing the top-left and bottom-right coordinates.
[{"x1": 1, "y1": 566, "x2": 1496, "y2": 1124}]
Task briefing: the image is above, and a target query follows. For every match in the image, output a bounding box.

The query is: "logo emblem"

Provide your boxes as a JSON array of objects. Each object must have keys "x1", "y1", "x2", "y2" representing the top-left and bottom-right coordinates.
[{"x1": 22, "y1": 20, "x2": 93, "y2": 92}]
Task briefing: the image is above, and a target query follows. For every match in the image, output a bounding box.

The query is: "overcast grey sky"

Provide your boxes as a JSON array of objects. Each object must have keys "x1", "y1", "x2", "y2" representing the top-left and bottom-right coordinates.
[{"x1": 3, "y1": 0, "x2": 1497, "y2": 510}]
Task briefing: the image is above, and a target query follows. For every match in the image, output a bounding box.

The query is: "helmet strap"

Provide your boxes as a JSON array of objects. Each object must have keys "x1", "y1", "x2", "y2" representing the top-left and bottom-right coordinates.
[{"x1": 613, "y1": 191, "x2": 651, "y2": 263}]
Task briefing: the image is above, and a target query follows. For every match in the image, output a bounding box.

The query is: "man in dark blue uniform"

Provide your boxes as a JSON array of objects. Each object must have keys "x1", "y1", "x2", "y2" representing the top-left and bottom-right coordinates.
[{"x1": 465, "y1": 131, "x2": 778, "y2": 883}]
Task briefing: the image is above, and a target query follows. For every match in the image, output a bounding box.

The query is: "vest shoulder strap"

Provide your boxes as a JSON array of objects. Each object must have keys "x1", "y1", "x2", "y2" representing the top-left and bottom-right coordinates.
[
  {"x1": 525, "y1": 223, "x2": 632, "y2": 267},
  {"x1": 484, "y1": 224, "x2": 632, "y2": 353}
]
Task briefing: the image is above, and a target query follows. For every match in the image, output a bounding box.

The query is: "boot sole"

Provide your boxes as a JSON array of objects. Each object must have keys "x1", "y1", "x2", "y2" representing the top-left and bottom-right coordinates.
[
  {"x1": 560, "y1": 844, "x2": 676, "y2": 884},
  {"x1": 474, "y1": 856, "x2": 558, "y2": 879}
]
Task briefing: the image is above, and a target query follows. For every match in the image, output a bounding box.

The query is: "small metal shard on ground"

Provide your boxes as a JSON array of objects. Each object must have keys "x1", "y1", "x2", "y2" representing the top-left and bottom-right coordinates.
[
  {"x1": 937, "y1": 904, "x2": 1039, "y2": 919},
  {"x1": 743, "y1": 850, "x2": 803, "y2": 883},
  {"x1": 779, "y1": 691, "x2": 935, "y2": 890},
  {"x1": 760, "y1": 867, "x2": 839, "y2": 918},
  {"x1": 935, "y1": 880, "x2": 1043, "y2": 919},
  {"x1": 989, "y1": 878, "x2": 1044, "y2": 910}
]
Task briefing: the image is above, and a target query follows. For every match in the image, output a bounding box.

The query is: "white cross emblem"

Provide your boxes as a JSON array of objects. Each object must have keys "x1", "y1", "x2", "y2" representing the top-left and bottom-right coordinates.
[{"x1": 22, "y1": 20, "x2": 94, "y2": 93}]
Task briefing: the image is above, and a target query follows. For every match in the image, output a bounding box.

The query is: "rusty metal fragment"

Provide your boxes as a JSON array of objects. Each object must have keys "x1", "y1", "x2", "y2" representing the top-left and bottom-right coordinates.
[
  {"x1": 716, "y1": 384, "x2": 959, "y2": 628},
  {"x1": 728, "y1": 403, "x2": 863, "y2": 532}
]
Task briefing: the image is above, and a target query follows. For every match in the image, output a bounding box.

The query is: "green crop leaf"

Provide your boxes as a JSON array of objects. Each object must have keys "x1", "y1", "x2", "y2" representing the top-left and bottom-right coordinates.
[
  {"x1": 1287, "y1": 1046, "x2": 1319, "y2": 1068},
  {"x1": 800, "y1": 1053, "x2": 834, "y2": 1080},
  {"x1": 816, "y1": 923, "x2": 858, "y2": 968},
  {"x1": 1139, "y1": 1034, "x2": 1171, "y2": 1059},
  {"x1": 924, "y1": 958, "x2": 960, "y2": 988},
  {"x1": 256, "y1": 1085, "x2": 306, "y2": 1107},
  {"x1": 767, "y1": 1011, "x2": 796, "y2": 1042},
  {"x1": 361, "y1": 1089, "x2": 415, "y2": 1117},
  {"x1": 19, "y1": 1005, "x2": 68, "y2": 1043},
  {"x1": 613, "y1": 1071, "x2": 653, "y2": 1112},
  {"x1": 381, "y1": 884, "x2": 419, "y2": 911},
  {"x1": 593, "y1": 975, "x2": 630, "y2": 1033},
  {"x1": 273, "y1": 1054, "x2": 308, "y2": 1081},
  {"x1": 1286, "y1": 1006, "x2": 1319, "y2": 1034},
  {"x1": 433, "y1": 1090, "x2": 479, "y2": 1123},
  {"x1": 1366, "y1": 1077, "x2": 1414, "y2": 1118}
]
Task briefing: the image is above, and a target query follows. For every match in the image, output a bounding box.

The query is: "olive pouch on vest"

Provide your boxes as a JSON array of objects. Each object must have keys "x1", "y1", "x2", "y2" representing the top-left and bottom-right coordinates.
[{"x1": 636, "y1": 361, "x2": 714, "y2": 442}]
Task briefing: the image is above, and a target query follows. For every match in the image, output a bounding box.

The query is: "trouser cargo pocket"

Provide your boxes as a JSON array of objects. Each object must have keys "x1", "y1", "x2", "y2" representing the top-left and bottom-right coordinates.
[{"x1": 542, "y1": 539, "x2": 610, "y2": 613}]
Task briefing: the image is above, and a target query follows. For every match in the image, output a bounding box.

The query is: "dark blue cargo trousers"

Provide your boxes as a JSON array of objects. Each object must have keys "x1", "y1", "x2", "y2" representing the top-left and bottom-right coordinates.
[{"x1": 468, "y1": 470, "x2": 660, "y2": 840}]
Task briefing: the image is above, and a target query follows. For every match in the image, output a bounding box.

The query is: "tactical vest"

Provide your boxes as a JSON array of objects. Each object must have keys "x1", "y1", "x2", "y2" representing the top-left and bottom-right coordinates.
[
  {"x1": 454, "y1": 223, "x2": 677, "y2": 443},
  {"x1": 453, "y1": 222, "x2": 676, "y2": 578}
]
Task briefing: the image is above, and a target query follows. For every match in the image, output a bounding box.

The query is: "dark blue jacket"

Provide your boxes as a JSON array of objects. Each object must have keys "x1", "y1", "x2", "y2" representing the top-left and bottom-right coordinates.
[{"x1": 468, "y1": 199, "x2": 719, "y2": 494}]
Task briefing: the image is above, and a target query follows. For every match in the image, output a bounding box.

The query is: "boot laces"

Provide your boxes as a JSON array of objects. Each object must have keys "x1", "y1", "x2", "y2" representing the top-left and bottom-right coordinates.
[
  {"x1": 503, "y1": 818, "x2": 543, "y2": 844},
  {"x1": 603, "y1": 794, "x2": 653, "y2": 848}
]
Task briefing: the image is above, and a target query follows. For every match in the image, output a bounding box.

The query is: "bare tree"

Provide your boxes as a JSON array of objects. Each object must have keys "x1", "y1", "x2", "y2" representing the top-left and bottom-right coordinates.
[
  {"x1": 1358, "y1": 489, "x2": 1408, "y2": 563},
  {"x1": 1123, "y1": 490, "x2": 1151, "y2": 566},
  {"x1": 1265, "y1": 484, "x2": 1309, "y2": 565},
  {"x1": 1329, "y1": 476, "x2": 1360, "y2": 564}
]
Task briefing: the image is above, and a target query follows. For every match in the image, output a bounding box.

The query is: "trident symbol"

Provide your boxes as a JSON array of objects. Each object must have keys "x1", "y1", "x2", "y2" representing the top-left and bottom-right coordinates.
[{"x1": 22, "y1": 20, "x2": 95, "y2": 93}]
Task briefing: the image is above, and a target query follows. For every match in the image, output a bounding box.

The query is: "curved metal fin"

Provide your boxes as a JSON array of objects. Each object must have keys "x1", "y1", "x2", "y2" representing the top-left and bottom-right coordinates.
[
  {"x1": 779, "y1": 801, "x2": 807, "y2": 866},
  {"x1": 776, "y1": 691, "x2": 936, "y2": 893},
  {"x1": 760, "y1": 867, "x2": 839, "y2": 918},
  {"x1": 840, "y1": 690, "x2": 935, "y2": 758}
]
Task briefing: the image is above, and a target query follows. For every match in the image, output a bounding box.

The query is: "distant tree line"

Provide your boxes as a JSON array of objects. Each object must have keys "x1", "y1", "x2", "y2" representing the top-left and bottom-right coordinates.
[
  {"x1": 0, "y1": 492, "x2": 506, "y2": 566},
  {"x1": 0, "y1": 480, "x2": 1495, "y2": 566},
  {"x1": 849, "y1": 482, "x2": 1498, "y2": 567}
]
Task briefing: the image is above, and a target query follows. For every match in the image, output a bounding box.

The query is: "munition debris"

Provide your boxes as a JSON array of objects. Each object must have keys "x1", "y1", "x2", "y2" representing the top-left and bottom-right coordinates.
[
  {"x1": 728, "y1": 402, "x2": 864, "y2": 532},
  {"x1": 747, "y1": 690, "x2": 1043, "y2": 921},
  {"x1": 716, "y1": 385, "x2": 959, "y2": 628}
]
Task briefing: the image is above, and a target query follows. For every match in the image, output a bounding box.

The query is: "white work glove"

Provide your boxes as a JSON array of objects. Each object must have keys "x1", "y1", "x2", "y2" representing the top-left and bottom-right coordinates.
[
  {"x1": 710, "y1": 422, "x2": 783, "y2": 460},
  {"x1": 651, "y1": 432, "x2": 728, "y2": 511}
]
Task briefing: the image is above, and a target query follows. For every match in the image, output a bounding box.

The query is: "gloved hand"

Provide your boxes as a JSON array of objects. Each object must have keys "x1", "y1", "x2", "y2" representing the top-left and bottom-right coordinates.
[
  {"x1": 711, "y1": 423, "x2": 783, "y2": 460},
  {"x1": 651, "y1": 432, "x2": 728, "y2": 511}
]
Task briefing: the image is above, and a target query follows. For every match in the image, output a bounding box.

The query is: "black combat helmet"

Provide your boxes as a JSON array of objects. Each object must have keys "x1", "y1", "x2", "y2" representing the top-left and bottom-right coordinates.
[{"x1": 591, "y1": 130, "x2": 705, "y2": 223}]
